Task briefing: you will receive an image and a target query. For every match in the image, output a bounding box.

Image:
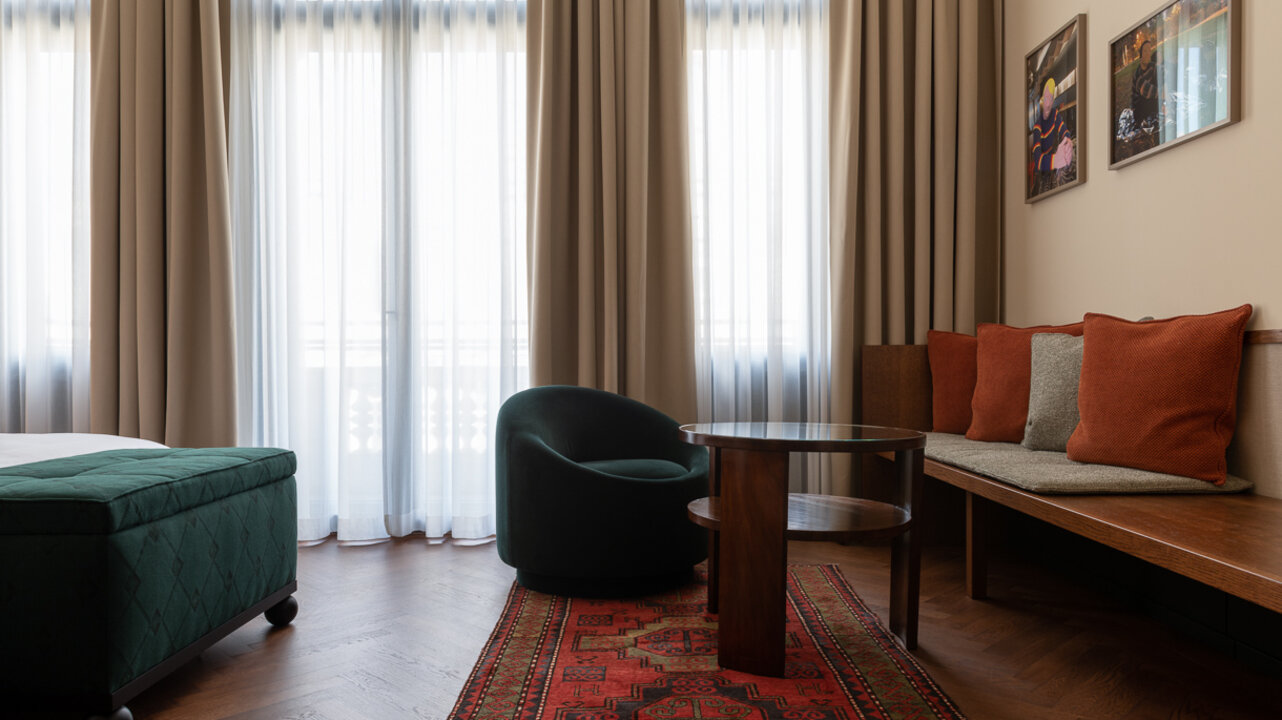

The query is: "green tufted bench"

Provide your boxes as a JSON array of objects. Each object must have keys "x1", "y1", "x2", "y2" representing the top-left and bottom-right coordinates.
[{"x1": 0, "y1": 446, "x2": 299, "y2": 720}]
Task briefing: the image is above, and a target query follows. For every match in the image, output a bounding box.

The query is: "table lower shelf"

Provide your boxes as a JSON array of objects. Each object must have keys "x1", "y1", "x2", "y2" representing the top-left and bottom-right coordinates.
[{"x1": 688, "y1": 493, "x2": 911, "y2": 542}]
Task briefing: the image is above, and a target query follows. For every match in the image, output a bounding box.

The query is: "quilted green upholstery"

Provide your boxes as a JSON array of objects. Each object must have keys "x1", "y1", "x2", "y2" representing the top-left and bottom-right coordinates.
[
  {"x1": 0, "y1": 447, "x2": 297, "y2": 534},
  {"x1": 0, "y1": 448, "x2": 298, "y2": 699}
]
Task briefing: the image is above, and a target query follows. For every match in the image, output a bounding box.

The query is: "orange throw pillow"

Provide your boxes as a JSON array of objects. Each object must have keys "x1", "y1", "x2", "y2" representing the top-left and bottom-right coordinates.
[
  {"x1": 966, "y1": 321, "x2": 1084, "y2": 443},
  {"x1": 926, "y1": 330, "x2": 977, "y2": 434},
  {"x1": 1065, "y1": 304, "x2": 1253, "y2": 485}
]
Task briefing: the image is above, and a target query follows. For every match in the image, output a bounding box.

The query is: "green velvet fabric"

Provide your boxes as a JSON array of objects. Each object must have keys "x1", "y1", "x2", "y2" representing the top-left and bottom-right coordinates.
[
  {"x1": 496, "y1": 386, "x2": 708, "y2": 596},
  {"x1": 0, "y1": 447, "x2": 297, "y2": 534},
  {"x1": 580, "y1": 458, "x2": 689, "y2": 479},
  {"x1": 0, "y1": 448, "x2": 298, "y2": 699}
]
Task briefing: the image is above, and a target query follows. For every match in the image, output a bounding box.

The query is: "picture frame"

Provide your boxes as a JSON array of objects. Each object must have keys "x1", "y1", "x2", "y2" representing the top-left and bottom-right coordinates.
[
  {"x1": 1025, "y1": 14, "x2": 1085, "y2": 203},
  {"x1": 1108, "y1": 0, "x2": 1240, "y2": 169}
]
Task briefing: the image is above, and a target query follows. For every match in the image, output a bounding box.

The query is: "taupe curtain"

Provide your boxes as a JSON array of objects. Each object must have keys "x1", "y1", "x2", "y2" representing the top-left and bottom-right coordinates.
[
  {"x1": 829, "y1": 0, "x2": 1002, "y2": 492},
  {"x1": 830, "y1": 0, "x2": 1001, "y2": 410},
  {"x1": 527, "y1": 0, "x2": 698, "y2": 423},
  {"x1": 90, "y1": 0, "x2": 236, "y2": 447}
]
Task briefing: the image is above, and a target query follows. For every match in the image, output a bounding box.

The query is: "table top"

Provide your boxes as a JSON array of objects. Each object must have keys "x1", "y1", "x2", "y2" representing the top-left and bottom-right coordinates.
[{"x1": 678, "y1": 422, "x2": 925, "y2": 453}]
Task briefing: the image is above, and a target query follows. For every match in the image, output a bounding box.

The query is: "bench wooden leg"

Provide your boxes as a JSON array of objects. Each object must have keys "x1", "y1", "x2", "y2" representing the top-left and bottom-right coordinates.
[{"x1": 966, "y1": 492, "x2": 989, "y2": 600}]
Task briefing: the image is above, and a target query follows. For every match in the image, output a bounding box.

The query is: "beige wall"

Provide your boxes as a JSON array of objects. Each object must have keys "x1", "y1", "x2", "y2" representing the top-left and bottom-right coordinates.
[{"x1": 1004, "y1": 0, "x2": 1282, "y2": 330}]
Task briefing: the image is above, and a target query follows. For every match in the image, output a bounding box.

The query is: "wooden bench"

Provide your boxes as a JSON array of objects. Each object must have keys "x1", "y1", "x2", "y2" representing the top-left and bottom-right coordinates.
[{"x1": 861, "y1": 331, "x2": 1282, "y2": 618}]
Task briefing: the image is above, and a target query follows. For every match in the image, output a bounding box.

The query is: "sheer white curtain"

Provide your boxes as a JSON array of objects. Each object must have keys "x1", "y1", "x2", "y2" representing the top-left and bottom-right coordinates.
[
  {"x1": 230, "y1": 0, "x2": 527, "y2": 543},
  {"x1": 0, "y1": 0, "x2": 91, "y2": 434},
  {"x1": 686, "y1": 0, "x2": 829, "y2": 489}
]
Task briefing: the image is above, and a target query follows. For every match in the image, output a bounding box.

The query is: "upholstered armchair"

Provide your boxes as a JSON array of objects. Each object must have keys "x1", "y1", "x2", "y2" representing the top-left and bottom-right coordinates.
[{"x1": 496, "y1": 385, "x2": 708, "y2": 596}]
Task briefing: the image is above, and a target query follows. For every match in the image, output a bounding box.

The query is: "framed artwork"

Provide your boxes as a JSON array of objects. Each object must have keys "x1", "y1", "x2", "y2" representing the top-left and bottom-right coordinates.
[
  {"x1": 1025, "y1": 14, "x2": 1085, "y2": 203},
  {"x1": 1109, "y1": 0, "x2": 1240, "y2": 169}
]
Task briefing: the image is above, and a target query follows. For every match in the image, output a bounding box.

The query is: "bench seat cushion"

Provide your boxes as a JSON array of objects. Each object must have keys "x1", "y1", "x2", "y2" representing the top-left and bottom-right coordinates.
[{"x1": 926, "y1": 432, "x2": 1253, "y2": 494}]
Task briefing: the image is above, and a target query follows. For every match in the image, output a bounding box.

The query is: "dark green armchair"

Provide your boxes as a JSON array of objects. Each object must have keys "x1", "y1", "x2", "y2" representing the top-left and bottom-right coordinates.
[{"x1": 496, "y1": 385, "x2": 708, "y2": 596}]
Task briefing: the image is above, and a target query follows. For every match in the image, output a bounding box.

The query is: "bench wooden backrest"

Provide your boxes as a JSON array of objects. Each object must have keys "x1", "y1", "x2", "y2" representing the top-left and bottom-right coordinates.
[
  {"x1": 1229, "y1": 333, "x2": 1282, "y2": 498},
  {"x1": 861, "y1": 330, "x2": 1282, "y2": 499}
]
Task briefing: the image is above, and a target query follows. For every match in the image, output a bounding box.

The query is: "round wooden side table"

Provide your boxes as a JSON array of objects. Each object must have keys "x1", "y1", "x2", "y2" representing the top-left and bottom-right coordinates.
[{"x1": 680, "y1": 422, "x2": 926, "y2": 677}]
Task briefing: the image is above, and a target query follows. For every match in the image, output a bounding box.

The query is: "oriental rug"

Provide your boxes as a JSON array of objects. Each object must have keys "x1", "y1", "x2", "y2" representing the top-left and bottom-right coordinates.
[{"x1": 451, "y1": 564, "x2": 966, "y2": 719}]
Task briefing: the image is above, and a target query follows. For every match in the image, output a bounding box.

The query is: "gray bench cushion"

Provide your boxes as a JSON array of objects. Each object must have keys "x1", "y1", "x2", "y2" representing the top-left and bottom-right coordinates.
[{"x1": 925, "y1": 432, "x2": 1253, "y2": 494}]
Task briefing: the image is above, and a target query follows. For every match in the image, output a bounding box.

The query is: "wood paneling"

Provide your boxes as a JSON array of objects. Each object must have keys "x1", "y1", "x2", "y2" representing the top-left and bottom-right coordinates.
[
  {"x1": 1244, "y1": 329, "x2": 1282, "y2": 345},
  {"x1": 860, "y1": 345, "x2": 933, "y2": 432}
]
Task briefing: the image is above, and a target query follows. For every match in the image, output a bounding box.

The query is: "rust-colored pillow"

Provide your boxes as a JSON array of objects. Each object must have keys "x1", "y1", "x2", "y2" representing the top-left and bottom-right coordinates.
[
  {"x1": 1065, "y1": 304, "x2": 1253, "y2": 485},
  {"x1": 926, "y1": 330, "x2": 977, "y2": 434},
  {"x1": 966, "y1": 321, "x2": 1084, "y2": 443}
]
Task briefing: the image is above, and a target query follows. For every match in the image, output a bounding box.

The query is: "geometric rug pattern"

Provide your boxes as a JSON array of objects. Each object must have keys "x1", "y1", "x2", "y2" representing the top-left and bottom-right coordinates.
[{"x1": 451, "y1": 564, "x2": 966, "y2": 719}]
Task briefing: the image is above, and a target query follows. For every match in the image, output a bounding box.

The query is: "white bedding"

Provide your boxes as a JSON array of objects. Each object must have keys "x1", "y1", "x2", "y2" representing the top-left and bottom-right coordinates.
[{"x1": 0, "y1": 433, "x2": 168, "y2": 469}]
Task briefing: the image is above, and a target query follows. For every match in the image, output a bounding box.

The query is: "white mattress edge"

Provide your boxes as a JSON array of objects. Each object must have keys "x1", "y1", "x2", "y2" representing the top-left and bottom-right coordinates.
[{"x1": 0, "y1": 433, "x2": 169, "y2": 469}]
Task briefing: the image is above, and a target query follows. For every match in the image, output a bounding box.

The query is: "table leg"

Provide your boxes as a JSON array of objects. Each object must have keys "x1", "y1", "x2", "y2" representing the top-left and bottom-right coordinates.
[
  {"x1": 718, "y1": 447, "x2": 788, "y2": 676},
  {"x1": 707, "y1": 447, "x2": 721, "y2": 614},
  {"x1": 889, "y1": 447, "x2": 924, "y2": 649}
]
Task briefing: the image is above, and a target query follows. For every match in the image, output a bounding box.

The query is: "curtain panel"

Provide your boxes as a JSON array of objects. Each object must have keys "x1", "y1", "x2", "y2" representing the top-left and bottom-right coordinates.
[
  {"x1": 90, "y1": 0, "x2": 237, "y2": 447},
  {"x1": 0, "y1": 0, "x2": 92, "y2": 433},
  {"x1": 829, "y1": 0, "x2": 1003, "y2": 493},
  {"x1": 527, "y1": 0, "x2": 698, "y2": 424},
  {"x1": 230, "y1": 0, "x2": 528, "y2": 543},
  {"x1": 686, "y1": 0, "x2": 830, "y2": 491}
]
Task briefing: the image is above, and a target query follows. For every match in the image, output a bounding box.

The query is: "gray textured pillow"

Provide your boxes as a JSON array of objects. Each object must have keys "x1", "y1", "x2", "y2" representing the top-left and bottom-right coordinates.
[{"x1": 1022, "y1": 333, "x2": 1084, "y2": 451}]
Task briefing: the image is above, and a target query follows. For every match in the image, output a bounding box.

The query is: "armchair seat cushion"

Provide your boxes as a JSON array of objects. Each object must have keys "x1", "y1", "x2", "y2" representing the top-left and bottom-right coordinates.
[{"x1": 581, "y1": 458, "x2": 689, "y2": 479}]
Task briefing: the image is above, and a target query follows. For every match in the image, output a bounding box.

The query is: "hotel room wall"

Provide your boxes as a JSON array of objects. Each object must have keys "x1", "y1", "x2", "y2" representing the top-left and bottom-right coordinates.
[
  {"x1": 1003, "y1": 0, "x2": 1282, "y2": 329},
  {"x1": 1001, "y1": 2, "x2": 1282, "y2": 671}
]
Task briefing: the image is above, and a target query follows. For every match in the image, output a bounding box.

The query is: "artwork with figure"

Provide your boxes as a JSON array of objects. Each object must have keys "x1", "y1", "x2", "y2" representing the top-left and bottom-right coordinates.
[
  {"x1": 1026, "y1": 16, "x2": 1083, "y2": 202},
  {"x1": 1110, "y1": 0, "x2": 1236, "y2": 167}
]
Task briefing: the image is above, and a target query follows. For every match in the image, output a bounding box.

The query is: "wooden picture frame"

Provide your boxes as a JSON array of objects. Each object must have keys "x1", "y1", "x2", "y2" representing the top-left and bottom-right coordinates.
[
  {"x1": 1025, "y1": 14, "x2": 1086, "y2": 203},
  {"x1": 1108, "y1": 0, "x2": 1240, "y2": 169}
]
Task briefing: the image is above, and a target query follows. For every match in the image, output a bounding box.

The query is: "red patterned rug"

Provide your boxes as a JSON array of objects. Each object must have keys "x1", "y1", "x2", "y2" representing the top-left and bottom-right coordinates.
[{"x1": 451, "y1": 564, "x2": 966, "y2": 719}]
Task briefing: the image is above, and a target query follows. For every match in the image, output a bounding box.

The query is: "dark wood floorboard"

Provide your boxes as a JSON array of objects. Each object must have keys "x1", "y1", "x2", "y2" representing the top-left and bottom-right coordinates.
[
  {"x1": 33, "y1": 538, "x2": 1282, "y2": 719},
  {"x1": 789, "y1": 541, "x2": 1282, "y2": 720}
]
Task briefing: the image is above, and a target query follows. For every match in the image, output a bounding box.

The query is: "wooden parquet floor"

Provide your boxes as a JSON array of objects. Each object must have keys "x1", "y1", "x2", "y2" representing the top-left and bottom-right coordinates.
[{"x1": 45, "y1": 538, "x2": 1282, "y2": 719}]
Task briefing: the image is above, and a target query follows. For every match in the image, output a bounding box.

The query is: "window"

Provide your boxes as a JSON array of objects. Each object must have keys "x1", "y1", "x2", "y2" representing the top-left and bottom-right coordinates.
[
  {"x1": 0, "y1": 0, "x2": 90, "y2": 433},
  {"x1": 686, "y1": 0, "x2": 829, "y2": 427},
  {"x1": 231, "y1": 0, "x2": 527, "y2": 542}
]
